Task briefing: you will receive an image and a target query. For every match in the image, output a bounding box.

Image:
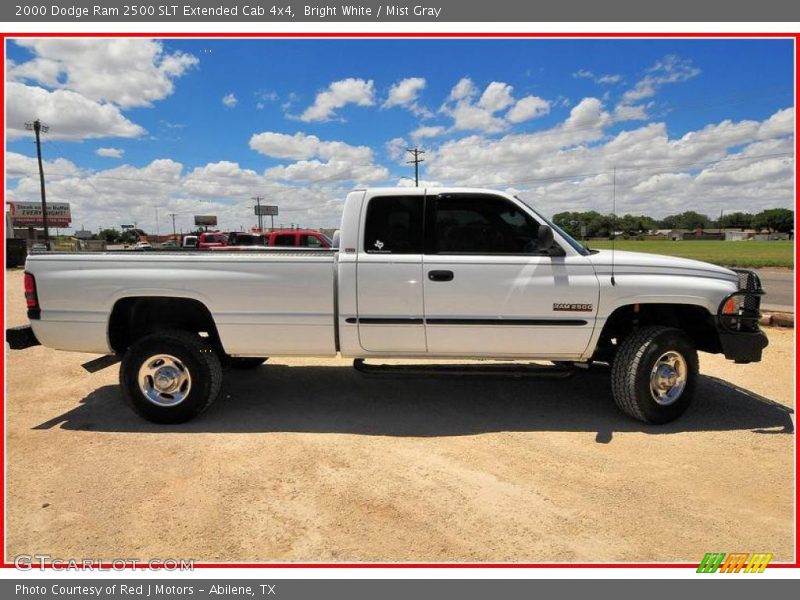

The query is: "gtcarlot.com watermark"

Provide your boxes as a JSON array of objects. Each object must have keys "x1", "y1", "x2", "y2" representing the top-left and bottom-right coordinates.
[{"x1": 14, "y1": 554, "x2": 194, "y2": 571}]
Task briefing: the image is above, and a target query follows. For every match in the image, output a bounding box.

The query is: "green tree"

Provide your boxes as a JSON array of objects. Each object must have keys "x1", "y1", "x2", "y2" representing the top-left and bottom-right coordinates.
[
  {"x1": 659, "y1": 211, "x2": 711, "y2": 230},
  {"x1": 98, "y1": 228, "x2": 122, "y2": 243},
  {"x1": 718, "y1": 212, "x2": 754, "y2": 230},
  {"x1": 752, "y1": 208, "x2": 793, "y2": 233}
]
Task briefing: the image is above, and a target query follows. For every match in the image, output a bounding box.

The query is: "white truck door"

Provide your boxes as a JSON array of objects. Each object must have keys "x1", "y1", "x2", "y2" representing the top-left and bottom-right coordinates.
[
  {"x1": 356, "y1": 194, "x2": 427, "y2": 352},
  {"x1": 422, "y1": 193, "x2": 599, "y2": 357}
]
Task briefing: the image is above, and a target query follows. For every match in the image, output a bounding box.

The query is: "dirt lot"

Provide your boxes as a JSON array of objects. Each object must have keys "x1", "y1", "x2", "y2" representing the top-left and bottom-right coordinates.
[{"x1": 4, "y1": 268, "x2": 795, "y2": 563}]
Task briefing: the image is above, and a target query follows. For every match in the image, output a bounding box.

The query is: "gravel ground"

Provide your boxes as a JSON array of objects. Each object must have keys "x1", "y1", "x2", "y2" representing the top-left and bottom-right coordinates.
[{"x1": 4, "y1": 268, "x2": 795, "y2": 563}]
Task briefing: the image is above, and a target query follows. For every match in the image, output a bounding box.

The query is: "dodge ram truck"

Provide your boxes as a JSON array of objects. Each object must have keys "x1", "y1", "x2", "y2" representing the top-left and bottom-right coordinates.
[{"x1": 6, "y1": 187, "x2": 768, "y2": 425}]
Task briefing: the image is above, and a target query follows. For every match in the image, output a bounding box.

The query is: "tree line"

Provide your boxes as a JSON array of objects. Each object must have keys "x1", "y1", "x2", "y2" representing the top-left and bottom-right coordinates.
[{"x1": 552, "y1": 208, "x2": 794, "y2": 239}]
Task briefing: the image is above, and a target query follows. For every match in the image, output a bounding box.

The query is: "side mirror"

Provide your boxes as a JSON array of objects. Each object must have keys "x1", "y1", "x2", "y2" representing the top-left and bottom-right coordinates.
[{"x1": 536, "y1": 225, "x2": 554, "y2": 252}]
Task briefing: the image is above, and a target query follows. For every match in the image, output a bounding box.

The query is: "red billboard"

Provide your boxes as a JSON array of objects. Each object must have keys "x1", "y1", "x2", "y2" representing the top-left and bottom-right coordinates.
[{"x1": 8, "y1": 202, "x2": 72, "y2": 227}]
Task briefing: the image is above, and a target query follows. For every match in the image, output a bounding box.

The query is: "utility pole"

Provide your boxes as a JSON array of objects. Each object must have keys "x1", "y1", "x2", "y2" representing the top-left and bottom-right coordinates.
[
  {"x1": 169, "y1": 213, "x2": 177, "y2": 239},
  {"x1": 25, "y1": 119, "x2": 50, "y2": 247},
  {"x1": 406, "y1": 147, "x2": 425, "y2": 187},
  {"x1": 252, "y1": 196, "x2": 264, "y2": 231},
  {"x1": 155, "y1": 206, "x2": 160, "y2": 236}
]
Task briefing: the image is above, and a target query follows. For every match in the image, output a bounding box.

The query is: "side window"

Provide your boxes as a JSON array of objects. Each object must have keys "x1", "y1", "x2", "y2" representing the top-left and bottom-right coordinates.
[
  {"x1": 301, "y1": 234, "x2": 324, "y2": 248},
  {"x1": 363, "y1": 196, "x2": 423, "y2": 254},
  {"x1": 432, "y1": 195, "x2": 541, "y2": 254},
  {"x1": 274, "y1": 234, "x2": 295, "y2": 246}
]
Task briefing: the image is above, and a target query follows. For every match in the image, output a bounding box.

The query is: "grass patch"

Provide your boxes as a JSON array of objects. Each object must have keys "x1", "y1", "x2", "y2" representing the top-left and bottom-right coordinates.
[{"x1": 586, "y1": 240, "x2": 794, "y2": 268}]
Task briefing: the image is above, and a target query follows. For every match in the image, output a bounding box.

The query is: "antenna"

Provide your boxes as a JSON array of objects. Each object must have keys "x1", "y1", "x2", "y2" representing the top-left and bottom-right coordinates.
[{"x1": 610, "y1": 166, "x2": 617, "y2": 286}]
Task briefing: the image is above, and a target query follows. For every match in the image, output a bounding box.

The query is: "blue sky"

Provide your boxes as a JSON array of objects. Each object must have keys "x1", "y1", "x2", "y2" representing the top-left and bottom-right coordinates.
[{"x1": 5, "y1": 38, "x2": 795, "y2": 232}]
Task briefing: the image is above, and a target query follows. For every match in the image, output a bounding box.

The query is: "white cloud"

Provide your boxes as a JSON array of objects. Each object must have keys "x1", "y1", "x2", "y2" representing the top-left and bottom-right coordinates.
[
  {"x1": 422, "y1": 103, "x2": 793, "y2": 219},
  {"x1": 441, "y1": 78, "x2": 551, "y2": 133},
  {"x1": 507, "y1": 96, "x2": 551, "y2": 123},
  {"x1": 299, "y1": 78, "x2": 375, "y2": 122},
  {"x1": 383, "y1": 77, "x2": 430, "y2": 116},
  {"x1": 573, "y1": 69, "x2": 623, "y2": 85},
  {"x1": 411, "y1": 125, "x2": 446, "y2": 141},
  {"x1": 249, "y1": 131, "x2": 388, "y2": 184},
  {"x1": 6, "y1": 82, "x2": 146, "y2": 140},
  {"x1": 478, "y1": 82, "x2": 515, "y2": 112},
  {"x1": 386, "y1": 137, "x2": 408, "y2": 161},
  {"x1": 620, "y1": 55, "x2": 700, "y2": 105},
  {"x1": 222, "y1": 93, "x2": 238, "y2": 108},
  {"x1": 96, "y1": 147, "x2": 124, "y2": 158},
  {"x1": 8, "y1": 39, "x2": 198, "y2": 109},
  {"x1": 6, "y1": 152, "x2": 80, "y2": 178}
]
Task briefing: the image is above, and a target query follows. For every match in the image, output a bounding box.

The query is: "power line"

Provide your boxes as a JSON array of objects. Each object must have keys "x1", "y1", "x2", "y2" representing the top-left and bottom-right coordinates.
[{"x1": 406, "y1": 147, "x2": 425, "y2": 187}]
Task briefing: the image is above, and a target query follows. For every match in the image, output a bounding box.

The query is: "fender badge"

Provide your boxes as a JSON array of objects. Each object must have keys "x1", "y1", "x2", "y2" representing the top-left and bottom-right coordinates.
[{"x1": 553, "y1": 303, "x2": 593, "y2": 312}]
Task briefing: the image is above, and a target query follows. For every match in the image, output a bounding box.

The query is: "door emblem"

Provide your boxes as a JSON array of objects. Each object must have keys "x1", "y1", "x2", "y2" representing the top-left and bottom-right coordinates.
[{"x1": 553, "y1": 303, "x2": 593, "y2": 312}]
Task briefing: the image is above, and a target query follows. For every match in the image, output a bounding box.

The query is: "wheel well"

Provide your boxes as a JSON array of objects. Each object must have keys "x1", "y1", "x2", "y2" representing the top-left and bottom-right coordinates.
[
  {"x1": 594, "y1": 303, "x2": 721, "y2": 360},
  {"x1": 108, "y1": 296, "x2": 222, "y2": 354}
]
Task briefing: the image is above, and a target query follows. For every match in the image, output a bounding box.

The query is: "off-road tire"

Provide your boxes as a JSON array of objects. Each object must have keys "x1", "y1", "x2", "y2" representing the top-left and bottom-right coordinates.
[
  {"x1": 120, "y1": 330, "x2": 223, "y2": 424},
  {"x1": 611, "y1": 326, "x2": 698, "y2": 424}
]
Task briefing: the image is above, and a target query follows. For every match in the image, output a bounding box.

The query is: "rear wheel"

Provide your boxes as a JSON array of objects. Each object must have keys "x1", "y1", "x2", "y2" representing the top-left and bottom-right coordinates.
[
  {"x1": 120, "y1": 330, "x2": 222, "y2": 423},
  {"x1": 611, "y1": 326, "x2": 698, "y2": 424},
  {"x1": 228, "y1": 357, "x2": 268, "y2": 369}
]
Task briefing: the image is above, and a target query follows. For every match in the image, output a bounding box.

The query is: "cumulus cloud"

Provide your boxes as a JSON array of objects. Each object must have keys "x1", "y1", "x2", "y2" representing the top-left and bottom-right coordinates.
[
  {"x1": 6, "y1": 82, "x2": 146, "y2": 140},
  {"x1": 441, "y1": 77, "x2": 551, "y2": 133},
  {"x1": 222, "y1": 93, "x2": 238, "y2": 108},
  {"x1": 615, "y1": 55, "x2": 700, "y2": 121},
  {"x1": 299, "y1": 78, "x2": 375, "y2": 122},
  {"x1": 8, "y1": 39, "x2": 198, "y2": 109},
  {"x1": 96, "y1": 147, "x2": 124, "y2": 158},
  {"x1": 411, "y1": 125, "x2": 446, "y2": 141},
  {"x1": 249, "y1": 131, "x2": 388, "y2": 184},
  {"x1": 383, "y1": 77, "x2": 430, "y2": 116},
  {"x1": 423, "y1": 103, "x2": 793, "y2": 219}
]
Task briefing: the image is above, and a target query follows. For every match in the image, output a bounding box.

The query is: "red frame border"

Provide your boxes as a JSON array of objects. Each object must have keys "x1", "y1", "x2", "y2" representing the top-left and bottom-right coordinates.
[{"x1": 0, "y1": 29, "x2": 797, "y2": 571}]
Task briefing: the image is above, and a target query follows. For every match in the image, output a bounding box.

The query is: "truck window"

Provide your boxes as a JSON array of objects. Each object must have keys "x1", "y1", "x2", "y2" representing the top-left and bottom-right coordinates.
[
  {"x1": 364, "y1": 196, "x2": 423, "y2": 254},
  {"x1": 273, "y1": 234, "x2": 296, "y2": 246},
  {"x1": 300, "y1": 234, "x2": 324, "y2": 248},
  {"x1": 431, "y1": 195, "x2": 541, "y2": 255}
]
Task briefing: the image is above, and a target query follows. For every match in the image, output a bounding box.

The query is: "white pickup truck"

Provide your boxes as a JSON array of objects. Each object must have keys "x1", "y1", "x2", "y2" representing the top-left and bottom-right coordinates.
[{"x1": 7, "y1": 187, "x2": 767, "y2": 425}]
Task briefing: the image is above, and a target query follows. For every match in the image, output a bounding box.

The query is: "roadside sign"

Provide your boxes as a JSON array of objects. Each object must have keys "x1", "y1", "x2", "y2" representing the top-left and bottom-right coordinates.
[
  {"x1": 255, "y1": 205, "x2": 279, "y2": 216},
  {"x1": 120, "y1": 224, "x2": 135, "y2": 229},
  {"x1": 8, "y1": 201, "x2": 71, "y2": 227},
  {"x1": 194, "y1": 215, "x2": 218, "y2": 226}
]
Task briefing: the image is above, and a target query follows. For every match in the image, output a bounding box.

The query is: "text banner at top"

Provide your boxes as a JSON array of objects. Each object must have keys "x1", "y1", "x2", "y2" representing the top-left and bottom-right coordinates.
[{"x1": 4, "y1": 0, "x2": 800, "y2": 22}]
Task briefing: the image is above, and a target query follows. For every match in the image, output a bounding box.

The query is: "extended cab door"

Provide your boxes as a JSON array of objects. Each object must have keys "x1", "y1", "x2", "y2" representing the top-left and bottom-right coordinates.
[
  {"x1": 422, "y1": 193, "x2": 599, "y2": 358},
  {"x1": 355, "y1": 193, "x2": 427, "y2": 352}
]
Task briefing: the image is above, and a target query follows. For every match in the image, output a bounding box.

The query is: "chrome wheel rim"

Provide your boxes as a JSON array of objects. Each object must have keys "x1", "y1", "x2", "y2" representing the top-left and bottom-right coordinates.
[
  {"x1": 649, "y1": 351, "x2": 687, "y2": 406},
  {"x1": 138, "y1": 354, "x2": 192, "y2": 407}
]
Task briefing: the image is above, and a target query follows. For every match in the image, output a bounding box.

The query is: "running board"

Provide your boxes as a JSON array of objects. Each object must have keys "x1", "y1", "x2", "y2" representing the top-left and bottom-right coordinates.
[
  {"x1": 81, "y1": 354, "x2": 121, "y2": 373},
  {"x1": 352, "y1": 359, "x2": 575, "y2": 379}
]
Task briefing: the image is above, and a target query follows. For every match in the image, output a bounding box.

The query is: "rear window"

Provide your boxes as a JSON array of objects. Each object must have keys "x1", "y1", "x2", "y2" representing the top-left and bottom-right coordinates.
[
  {"x1": 273, "y1": 234, "x2": 295, "y2": 246},
  {"x1": 363, "y1": 196, "x2": 423, "y2": 254}
]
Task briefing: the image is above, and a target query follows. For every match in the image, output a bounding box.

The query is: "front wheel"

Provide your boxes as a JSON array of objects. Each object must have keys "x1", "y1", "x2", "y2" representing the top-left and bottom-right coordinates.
[
  {"x1": 120, "y1": 330, "x2": 223, "y2": 424},
  {"x1": 611, "y1": 326, "x2": 698, "y2": 424}
]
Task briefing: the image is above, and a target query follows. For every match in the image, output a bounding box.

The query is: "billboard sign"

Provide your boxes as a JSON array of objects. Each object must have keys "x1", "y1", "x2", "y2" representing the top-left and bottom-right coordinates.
[
  {"x1": 194, "y1": 215, "x2": 218, "y2": 226},
  {"x1": 255, "y1": 205, "x2": 279, "y2": 216},
  {"x1": 8, "y1": 202, "x2": 71, "y2": 227}
]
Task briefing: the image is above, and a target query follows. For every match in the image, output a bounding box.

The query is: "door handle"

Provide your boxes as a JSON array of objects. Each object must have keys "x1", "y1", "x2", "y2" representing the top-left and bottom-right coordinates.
[{"x1": 428, "y1": 270, "x2": 454, "y2": 282}]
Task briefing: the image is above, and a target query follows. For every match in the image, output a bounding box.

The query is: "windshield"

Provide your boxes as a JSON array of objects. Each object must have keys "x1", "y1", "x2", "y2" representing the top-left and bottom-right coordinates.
[{"x1": 515, "y1": 196, "x2": 591, "y2": 256}]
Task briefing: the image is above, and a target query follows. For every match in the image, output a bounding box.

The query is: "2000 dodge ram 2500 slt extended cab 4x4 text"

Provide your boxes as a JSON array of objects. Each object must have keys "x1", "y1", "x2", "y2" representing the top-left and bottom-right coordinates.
[{"x1": 7, "y1": 188, "x2": 768, "y2": 424}]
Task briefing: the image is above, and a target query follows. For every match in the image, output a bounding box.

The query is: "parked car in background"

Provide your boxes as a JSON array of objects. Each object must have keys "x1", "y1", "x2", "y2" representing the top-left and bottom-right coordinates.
[
  {"x1": 197, "y1": 232, "x2": 228, "y2": 249},
  {"x1": 227, "y1": 232, "x2": 267, "y2": 246},
  {"x1": 30, "y1": 243, "x2": 48, "y2": 252},
  {"x1": 265, "y1": 229, "x2": 332, "y2": 248},
  {"x1": 160, "y1": 240, "x2": 179, "y2": 249},
  {"x1": 133, "y1": 241, "x2": 152, "y2": 250}
]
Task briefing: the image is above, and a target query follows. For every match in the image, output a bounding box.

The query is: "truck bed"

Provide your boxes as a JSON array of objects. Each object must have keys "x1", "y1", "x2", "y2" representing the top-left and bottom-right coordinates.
[{"x1": 25, "y1": 251, "x2": 338, "y2": 357}]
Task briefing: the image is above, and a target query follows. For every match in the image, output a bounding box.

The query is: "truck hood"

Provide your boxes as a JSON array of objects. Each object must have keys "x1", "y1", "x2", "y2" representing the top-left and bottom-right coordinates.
[{"x1": 585, "y1": 249, "x2": 738, "y2": 282}]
